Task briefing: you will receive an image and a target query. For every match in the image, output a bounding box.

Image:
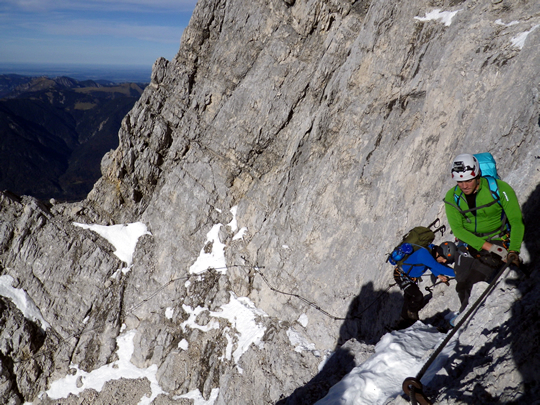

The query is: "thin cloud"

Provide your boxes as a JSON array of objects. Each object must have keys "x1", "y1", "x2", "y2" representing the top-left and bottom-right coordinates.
[
  {"x1": 35, "y1": 18, "x2": 184, "y2": 44},
  {"x1": 1, "y1": 0, "x2": 196, "y2": 65},
  {"x1": 4, "y1": 0, "x2": 198, "y2": 13}
]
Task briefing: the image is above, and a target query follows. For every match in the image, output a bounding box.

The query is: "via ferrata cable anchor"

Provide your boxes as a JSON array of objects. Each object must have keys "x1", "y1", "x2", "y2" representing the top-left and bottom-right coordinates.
[{"x1": 403, "y1": 377, "x2": 432, "y2": 405}]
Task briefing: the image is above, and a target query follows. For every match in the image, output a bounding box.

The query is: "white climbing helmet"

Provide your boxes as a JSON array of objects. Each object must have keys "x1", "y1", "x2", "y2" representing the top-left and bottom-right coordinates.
[{"x1": 451, "y1": 153, "x2": 480, "y2": 181}]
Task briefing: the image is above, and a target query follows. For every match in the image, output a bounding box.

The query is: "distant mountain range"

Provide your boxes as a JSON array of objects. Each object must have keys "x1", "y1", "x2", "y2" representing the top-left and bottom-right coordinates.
[
  {"x1": 0, "y1": 74, "x2": 147, "y2": 201},
  {"x1": 0, "y1": 63, "x2": 152, "y2": 83}
]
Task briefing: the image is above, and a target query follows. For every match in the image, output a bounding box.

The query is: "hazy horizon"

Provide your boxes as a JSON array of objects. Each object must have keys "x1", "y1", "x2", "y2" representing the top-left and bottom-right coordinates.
[{"x1": 0, "y1": 62, "x2": 152, "y2": 83}]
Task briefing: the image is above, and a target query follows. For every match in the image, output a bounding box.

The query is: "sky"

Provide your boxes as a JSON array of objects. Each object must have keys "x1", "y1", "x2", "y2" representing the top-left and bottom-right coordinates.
[{"x1": 0, "y1": 0, "x2": 198, "y2": 68}]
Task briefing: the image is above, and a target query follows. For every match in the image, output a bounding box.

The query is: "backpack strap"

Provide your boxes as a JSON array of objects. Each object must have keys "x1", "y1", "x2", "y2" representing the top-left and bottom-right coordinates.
[
  {"x1": 485, "y1": 176, "x2": 500, "y2": 200},
  {"x1": 448, "y1": 199, "x2": 500, "y2": 215},
  {"x1": 482, "y1": 176, "x2": 510, "y2": 239},
  {"x1": 400, "y1": 245, "x2": 430, "y2": 276},
  {"x1": 443, "y1": 186, "x2": 473, "y2": 223}
]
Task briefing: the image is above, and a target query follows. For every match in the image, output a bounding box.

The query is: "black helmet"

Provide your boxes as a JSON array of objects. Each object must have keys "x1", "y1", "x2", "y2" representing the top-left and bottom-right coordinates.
[{"x1": 440, "y1": 241, "x2": 457, "y2": 264}]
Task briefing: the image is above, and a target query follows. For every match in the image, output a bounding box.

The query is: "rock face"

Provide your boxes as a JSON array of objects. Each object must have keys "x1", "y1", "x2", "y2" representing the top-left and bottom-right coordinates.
[{"x1": 1, "y1": 0, "x2": 540, "y2": 404}]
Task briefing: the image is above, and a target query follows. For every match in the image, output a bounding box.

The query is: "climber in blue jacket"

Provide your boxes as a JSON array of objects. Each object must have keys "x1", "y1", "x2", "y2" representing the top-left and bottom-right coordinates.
[{"x1": 394, "y1": 242, "x2": 457, "y2": 328}]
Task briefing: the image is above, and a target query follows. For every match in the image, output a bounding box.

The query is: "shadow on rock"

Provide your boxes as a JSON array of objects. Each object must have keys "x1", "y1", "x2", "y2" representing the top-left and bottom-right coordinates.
[
  {"x1": 506, "y1": 181, "x2": 540, "y2": 402},
  {"x1": 276, "y1": 281, "x2": 402, "y2": 405}
]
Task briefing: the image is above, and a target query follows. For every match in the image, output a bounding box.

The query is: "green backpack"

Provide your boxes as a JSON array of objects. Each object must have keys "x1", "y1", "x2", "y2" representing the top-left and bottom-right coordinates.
[
  {"x1": 403, "y1": 226, "x2": 436, "y2": 246},
  {"x1": 387, "y1": 220, "x2": 445, "y2": 266}
]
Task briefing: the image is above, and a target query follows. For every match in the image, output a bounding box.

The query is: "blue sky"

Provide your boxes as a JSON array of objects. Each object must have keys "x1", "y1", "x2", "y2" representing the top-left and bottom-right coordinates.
[{"x1": 0, "y1": 0, "x2": 198, "y2": 67}]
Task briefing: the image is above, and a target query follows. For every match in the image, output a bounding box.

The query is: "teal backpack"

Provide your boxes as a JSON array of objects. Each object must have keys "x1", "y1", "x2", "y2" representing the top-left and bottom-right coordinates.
[{"x1": 474, "y1": 152, "x2": 500, "y2": 199}]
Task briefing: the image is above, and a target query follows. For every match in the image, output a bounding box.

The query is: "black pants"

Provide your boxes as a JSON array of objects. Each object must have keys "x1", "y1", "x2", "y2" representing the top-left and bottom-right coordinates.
[
  {"x1": 454, "y1": 243, "x2": 504, "y2": 312},
  {"x1": 394, "y1": 269, "x2": 424, "y2": 318}
]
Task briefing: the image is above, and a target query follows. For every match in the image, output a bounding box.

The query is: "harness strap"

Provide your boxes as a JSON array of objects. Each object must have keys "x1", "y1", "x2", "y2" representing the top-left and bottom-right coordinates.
[
  {"x1": 443, "y1": 199, "x2": 472, "y2": 223},
  {"x1": 399, "y1": 245, "x2": 432, "y2": 275},
  {"x1": 451, "y1": 198, "x2": 499, "y2": 214},
  {"x1": 394, "y1": 267, "x2": 418, "y2": 285},
  {"x1": 475, "y1": 221, "x2": 508, "y2": 240}
]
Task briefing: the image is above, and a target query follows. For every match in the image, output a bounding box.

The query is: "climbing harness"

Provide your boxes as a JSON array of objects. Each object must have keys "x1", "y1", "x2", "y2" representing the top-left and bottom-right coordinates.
[{"x1": 402, "y1": 261, "x2": 512, "y2": 404}]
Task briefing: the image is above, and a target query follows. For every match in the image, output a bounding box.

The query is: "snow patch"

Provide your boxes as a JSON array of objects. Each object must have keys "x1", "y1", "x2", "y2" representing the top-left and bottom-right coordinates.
[
  {"x1": 228, "y1": 205, "x2": 248, "y2": 240},
  {"x1": 174, "y1": 388, "x2": 220, "y2": 405},
  {"x1": 37, "y1": 329, "x2": 164, "y2": 405},
  {"x1": 287, "y1": 327, "x2": 317, "y2": 353},
  {"x1": 73, "y1": 222, "x2": 151, "y2": 267},
  {"x1": 495, "y1": 19, "x2": 519, "y2": 27},
  {"x1": 181, "y1": 304, "x2": 220, "y2": 333},
  {"x1": 178, "y1": 339, "x2": 189, "y2": 351},
  {"x1": 0, "y1": 275, "x2": 50, "y2": 330},
  {"x1": 298, "y1": 313, "x2": 309, "y2": 327},
  {"x1": 315, "y1": 322, "x2": 455, "y2": 405},
  {"x1": 511, "y1": 25, "x2": 539, "y2": 49},
  {"x1": 189, "y1": 224, "x2": 227, "y2": 274},
  {"x1": 210, "y1": 292, "x2": 268, "y2": 372},
  {"x1": 227, "y1": 206, "x2": 239, "y2": 232},
  {"x1": 233, "y1": 227, "x2": 248, "y2": 241},
  {"x1": 180, "y1": 292, "x2": 267, "y2": 372},
  {"x1": 414, "y1": 9, "x2": 461, "y2": 26}
]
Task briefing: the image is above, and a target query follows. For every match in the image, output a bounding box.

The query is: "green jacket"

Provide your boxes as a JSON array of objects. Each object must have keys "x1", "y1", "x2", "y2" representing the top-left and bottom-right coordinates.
[{"x1": 444, "y1": 177, "x2": 525, "y2": 252}]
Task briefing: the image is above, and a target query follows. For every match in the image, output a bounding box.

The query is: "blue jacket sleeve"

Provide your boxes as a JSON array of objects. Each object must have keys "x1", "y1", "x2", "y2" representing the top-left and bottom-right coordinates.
[{"x1": 401, "y1": 248, "x2": 456, "y2": 278}]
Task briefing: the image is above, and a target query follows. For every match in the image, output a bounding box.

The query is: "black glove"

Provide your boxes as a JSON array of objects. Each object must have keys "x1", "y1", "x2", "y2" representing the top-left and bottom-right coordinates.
[{"x1": 506, "y1": 251, "x2": 520, "y2": 267}]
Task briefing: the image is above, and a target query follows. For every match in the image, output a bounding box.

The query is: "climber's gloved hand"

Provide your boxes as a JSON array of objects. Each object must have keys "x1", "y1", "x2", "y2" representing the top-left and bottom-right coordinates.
[
  {"x1": 489, "y1": 244, "x2": 508, "y2": 260},
  {"x1": 437, "y1": 275, "x2": 450, "y2": 285},
  {"x1": 506, "y1": 251, "x2": 520, "y2": 267}
]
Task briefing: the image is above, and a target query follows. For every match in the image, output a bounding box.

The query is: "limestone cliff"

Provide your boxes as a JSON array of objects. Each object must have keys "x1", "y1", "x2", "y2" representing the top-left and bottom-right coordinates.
[{"x1": 1, "y1": 0, "x2": 539, "y2": 404}]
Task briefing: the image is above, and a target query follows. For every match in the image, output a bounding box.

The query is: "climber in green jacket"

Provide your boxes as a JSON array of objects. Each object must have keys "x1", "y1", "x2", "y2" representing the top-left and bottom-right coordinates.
[{"x1": 444, "y1": 153, "x2": 525, "y2": 311}]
